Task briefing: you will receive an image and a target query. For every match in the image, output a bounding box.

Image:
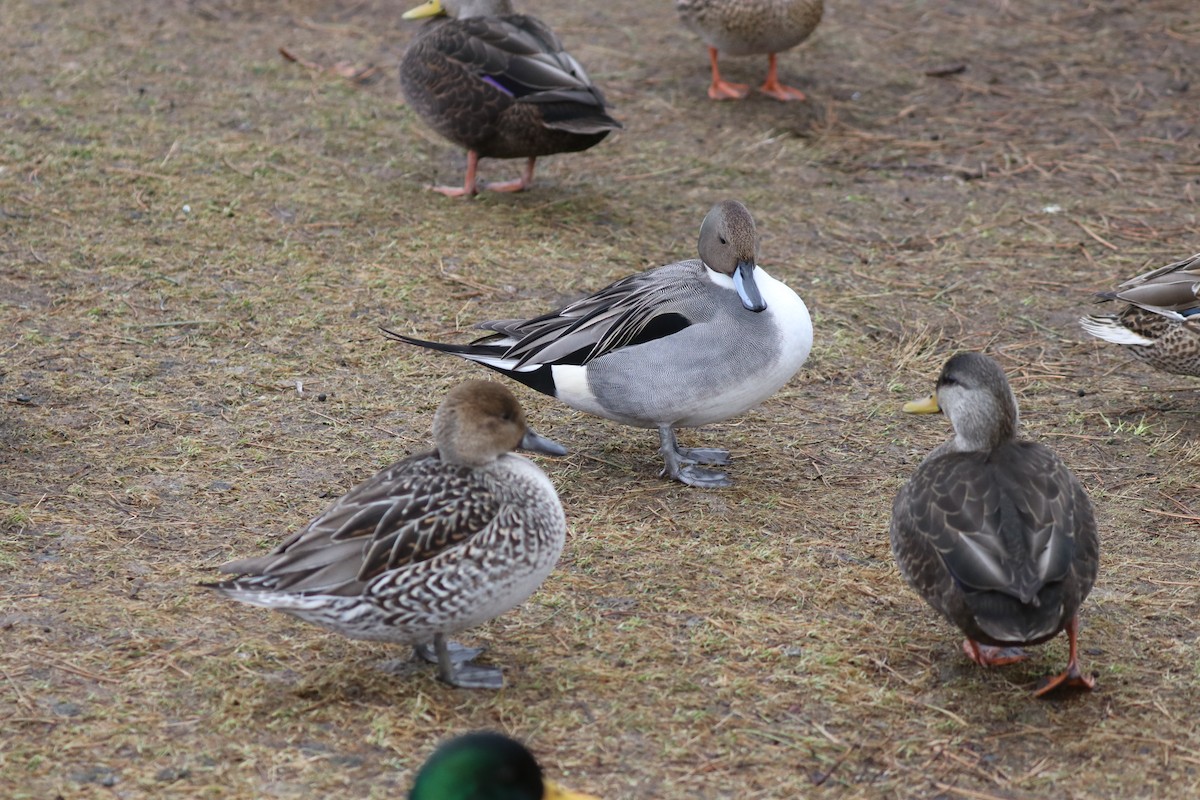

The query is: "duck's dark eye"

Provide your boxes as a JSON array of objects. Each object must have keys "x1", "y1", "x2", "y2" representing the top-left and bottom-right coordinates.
[{"x1": 718, "y1": 236, "x2": 727, "y2": 245}]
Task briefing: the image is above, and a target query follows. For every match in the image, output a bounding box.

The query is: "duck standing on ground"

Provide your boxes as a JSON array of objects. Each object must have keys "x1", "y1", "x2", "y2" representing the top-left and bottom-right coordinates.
[
  {"x1": 1079, "y1": 252, "x2": 1200, "y2": 377},
  {"x1": 399, "y1": 0, "x2": 622, "y2": 198},
  {"x1": 410, "y1": 731, "x2": 599, "y2": 800},
  {"x1": 890, "y1": 353, "x2": 1099, "y2": 697},
  {"x1": 676, "y1": 0, "x2": 824, "y2": 101},
  {"x1": 385, "y1": 200, "x2": 813, "y2": 488},
  {"x1": 206, "y1": 381, "x2": 568, "y2": 689}
]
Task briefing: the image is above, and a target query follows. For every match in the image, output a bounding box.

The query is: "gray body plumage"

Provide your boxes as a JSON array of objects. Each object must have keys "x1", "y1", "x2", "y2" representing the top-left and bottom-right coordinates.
[
  {"x1": 469, "y1": 258, "x2": 809, "y2": 429},
  {"x1": 890, "y1": 353, "x2": 1099, "y2": 648},
  {"x1": 891, "y1": 442, "x2": 1097, "y2": 646},
  {"x1": 386, "y1": 200, "x2": 813, "y2": 488}
]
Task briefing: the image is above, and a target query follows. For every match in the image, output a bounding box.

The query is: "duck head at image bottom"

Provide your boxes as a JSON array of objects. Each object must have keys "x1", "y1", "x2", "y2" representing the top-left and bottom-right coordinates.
[{"x1": 411, "y1": 732, "x2": 600, "y2": 800}]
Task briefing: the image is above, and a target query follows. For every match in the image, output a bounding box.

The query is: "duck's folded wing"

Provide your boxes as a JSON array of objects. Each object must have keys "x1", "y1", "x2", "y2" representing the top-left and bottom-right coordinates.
[
  {"x1": 217, "y1": 456, "x2": 499, "y2": 595},
  {"x1": 453, "y1": 16, "x2": 611, "y2": 110},
  {"x1": 1117, "y1": 252, "x2": 1200, "y2": 290},
  {"x1": 898, "y1": 448, "x2": 1078, "y2": 603},
  {"x1": 474, "y1": 267, "x2": 702, "y2": 367},
  {"x1": 1099, "y1": 252, "x2": 1200, "y2": 319}
]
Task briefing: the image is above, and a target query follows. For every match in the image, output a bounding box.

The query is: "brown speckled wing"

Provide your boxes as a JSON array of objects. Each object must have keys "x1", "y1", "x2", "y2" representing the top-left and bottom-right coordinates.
[
  {"x1": 217, "y1": 452, "x2": 499, "y2": 596},
  {"x1": 1111, "y1": 308, "x2": 1200, "y2": 376}
]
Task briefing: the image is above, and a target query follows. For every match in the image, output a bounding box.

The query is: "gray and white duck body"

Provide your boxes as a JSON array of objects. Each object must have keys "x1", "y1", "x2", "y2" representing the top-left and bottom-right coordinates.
[
  {"x1": 890, "y1": 353, "x2": 1099, "y2": 697},
  {"x1": 206, "y1": 380, "x2": 567, "y2": 689},
  {"x1": 387, "y1": 200, "x2": 813, "y2": 488}
]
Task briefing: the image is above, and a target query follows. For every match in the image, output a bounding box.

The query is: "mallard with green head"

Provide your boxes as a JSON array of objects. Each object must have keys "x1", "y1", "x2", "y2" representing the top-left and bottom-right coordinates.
[
  {"x1": 1079, "y1": 252, "x2": 1200, "y2": 377},
  {"x1": 400, "y1": 0, "x2": 621, "y2": 197},
  {"x1": 411, "y1": 732, "x2": 599, "y2": 800},
  {"x1": 890, "y1": 353, "x2": 1099, "y2": 697}
]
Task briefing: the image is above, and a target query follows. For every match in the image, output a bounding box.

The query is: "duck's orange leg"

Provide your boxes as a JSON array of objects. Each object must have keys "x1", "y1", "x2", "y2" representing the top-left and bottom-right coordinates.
[
  {"x1": 963, "y1": 638, "x2": 1029, "y2": 667},
  {"x1": 758, "y1": 53, "x2": 808, "y2": 101},
  {"x1": 707, "y1": 47, "x2": 749, "y2": 100},
  {"x1": 429, "y1": 150, "x2": 480, "y2": 198},
  {"x1": 1033, "y1": 616, "x2": 1097, "y2": 698},
  {"x1": 484, "y1": 157, "x2": 537, "y2": 193}
]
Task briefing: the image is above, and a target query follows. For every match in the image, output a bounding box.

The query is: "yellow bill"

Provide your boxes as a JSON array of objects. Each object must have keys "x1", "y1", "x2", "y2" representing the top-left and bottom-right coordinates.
[
  {"x1": 402, "y1": 0, "x2": 445, "y2": 20},
  {"x1": 902, "y1": 394, "x2": 940, "y2": 414},
  {"x1": 544, "y1": 779, "x2": 601, "y2": 800}
]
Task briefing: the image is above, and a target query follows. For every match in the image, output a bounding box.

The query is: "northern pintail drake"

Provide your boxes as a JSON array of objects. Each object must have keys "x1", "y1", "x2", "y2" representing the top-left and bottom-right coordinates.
[
  {"x1": 206, "y1": 380, "x2": 568, "y2": 689},
  {"x1": 1079, "y1": 252, "x2": 1200, "y2": 377},
  {"x1": 890, "y1": 353, "x2": 1099, "y2": 697},
  {"x1": 400, "y1": 0, "x2": 621, "y2": 198},
  {"x1": 411, "y1": 731, "x2": 599, "y2": 800},
  {"x1": 676, "y1": 0, "x2": 824, "y2": 101},
  {"x1": 385, "y1": 200, "x2": 813, "y2": 488}
]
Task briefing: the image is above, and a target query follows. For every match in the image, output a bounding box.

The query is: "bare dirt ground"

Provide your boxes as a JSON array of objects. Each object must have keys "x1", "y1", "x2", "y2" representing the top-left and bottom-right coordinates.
[{"x1": 2, "y1": 0, "x2": 1199, "y2": 797}]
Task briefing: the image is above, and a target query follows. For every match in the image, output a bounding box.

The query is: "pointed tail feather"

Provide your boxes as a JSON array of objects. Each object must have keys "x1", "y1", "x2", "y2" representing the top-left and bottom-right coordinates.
[
  {"x1": 1079, "y1": 316, "x2": 1154, "y2": 346},
  {"x1": 380, "y1": 326, "x2": 557, "y2": 396}
]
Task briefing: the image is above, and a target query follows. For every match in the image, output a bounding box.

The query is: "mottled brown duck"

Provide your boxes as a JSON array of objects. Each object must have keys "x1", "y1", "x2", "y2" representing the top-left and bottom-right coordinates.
[
  {"x1": 676, "y1": 0, "x2": 823, "y2": 101},
  {"x1": 1079, "y1": 252, "x2": 1200, "y2": 377},
  {"x1": 890, "y1": 353, "x2": 1099, "y2": 697},
  {"x1": 400, "y1": 0, "x2": 621, "y2": 197},
  {"x1": 206, "y1": 381, "x2": 568, "y2": 689}
]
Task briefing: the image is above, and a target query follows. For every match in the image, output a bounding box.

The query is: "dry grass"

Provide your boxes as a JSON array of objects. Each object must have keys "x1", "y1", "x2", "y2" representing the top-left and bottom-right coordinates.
[{"x1": 2, "y1": 0, "x2": 1199, "y2": 797}]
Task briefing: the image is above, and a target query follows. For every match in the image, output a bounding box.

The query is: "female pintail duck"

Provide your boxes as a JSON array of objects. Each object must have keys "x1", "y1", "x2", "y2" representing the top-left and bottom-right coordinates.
[
  {"x1": 385, "y1": 200, "x2": 813, "y2": 489},
  {"x1": 400, "y1": 0, "x2": 621, "y2": 198},
  {"x1": 890, "y1": 353, "x2": 1099, "y2": 697},
  {"x1": 411, "y1": 731, "x2": 599, "y2": 800},
  {"x1": 1079, "y1": 252, "x2": 1200, "y2": 377},
  {"x1": 206, "y1": 380, "x2": 567, "y2": 689},
  {"x1": 676, "y1": 0, "x2": 824, "y2": 101}
]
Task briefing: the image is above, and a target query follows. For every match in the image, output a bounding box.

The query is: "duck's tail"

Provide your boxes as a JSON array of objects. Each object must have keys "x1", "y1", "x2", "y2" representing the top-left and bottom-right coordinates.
[
  {"x1": 381, "y1": 327, "x2": 556, "y2": 396},
  {"x1": 965, "y1": 583, "x2": 1066, "y2": 645},
  {"x1": 1079, "y1": 315, "x2": 1154, "y2": 346}
]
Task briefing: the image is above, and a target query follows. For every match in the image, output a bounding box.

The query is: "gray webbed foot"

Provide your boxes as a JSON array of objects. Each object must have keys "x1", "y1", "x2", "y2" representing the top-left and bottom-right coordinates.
[
  {"x1": 414, "y1": 640, "x2": 485, "y2": 665},
  {"x1": 441, "y1": 662, "x2": 505, "y2": 689},
  {"x1": 674, "y1": 464, "x2": 733, "y2": 488},
  {"x1": 658, "y1": 425, "x2": 732, "y2": 488},
  {"x1": 676, "y1": 446, "x2": 731, "y2": 466},
  {"x1": 429, "y1": 634, "x2": 503, "y2": 690}
]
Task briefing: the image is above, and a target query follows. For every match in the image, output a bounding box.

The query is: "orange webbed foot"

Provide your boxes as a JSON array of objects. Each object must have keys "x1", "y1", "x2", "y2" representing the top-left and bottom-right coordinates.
[
  {"x1": 758, "y1": 53, "x2": 808, "y2": 101},
  {"x1": 758, "y1": 79, "x2": 807, "y2": 102},
  {"x1": 482, "y1": 178, "x2": 529, "y2": 193},
  {"x1": 963, "y1": 638, "x2": 1030, "y2": 667},
  {"x1": 427, "y1": 150, "x2": 481, "y2": 198},
  {"x1": 428, "y1": 184, "x2": 477, "y2": 199},
  {"x1": 708, "y1": 79, "x2": 750, "y2": 100},
  {"x1": 1033, "y1": 662, "x2": 1097, "y2": 698},
  {"x1": 482, "y1": 157, "x2": 535, "y2": 194},
  {"x1": 1033, "y1": 615, "x2": 1097, "y2": 698},
  {"x1": 705, "y1": 47, "x2": 749, "y2": 100}
]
